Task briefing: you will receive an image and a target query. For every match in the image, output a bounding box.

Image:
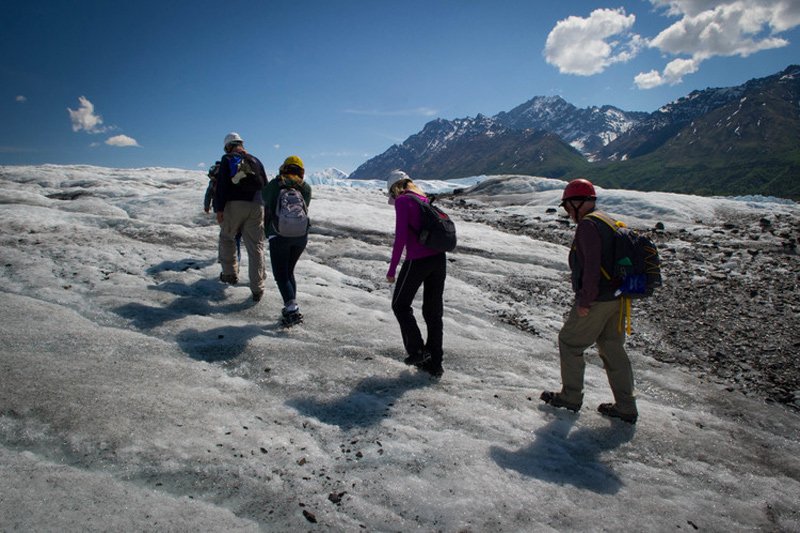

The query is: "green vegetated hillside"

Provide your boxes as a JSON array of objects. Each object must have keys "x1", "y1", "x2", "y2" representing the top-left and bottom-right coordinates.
[{"x1": 587, "y1": 72, "x2": 800, "y2": 199}]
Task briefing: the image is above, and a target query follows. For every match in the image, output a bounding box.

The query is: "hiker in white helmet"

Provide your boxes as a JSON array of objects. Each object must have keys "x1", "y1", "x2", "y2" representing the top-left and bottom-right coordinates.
[
  {"x1": 214, "y1": 132, "x2": 268, "y2": 302},
  {"x1": 386, "y1": 170, "x2": 447, "y2": 378}
]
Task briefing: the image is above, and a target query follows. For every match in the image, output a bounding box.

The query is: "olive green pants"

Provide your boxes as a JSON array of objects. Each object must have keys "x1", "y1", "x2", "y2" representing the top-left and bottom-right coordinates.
[
  {"x1": 557, "y1": 299, "x2": 637, "y2": 414},
  {"x1": 219, "y1": 201, "x2": 265, "y2": 294}
]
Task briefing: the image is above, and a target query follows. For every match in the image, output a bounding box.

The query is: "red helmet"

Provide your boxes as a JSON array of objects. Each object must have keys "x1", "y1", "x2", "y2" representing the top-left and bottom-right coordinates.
[{"x1": 561, "y1": 178, "x2": 596, "y2": 204}]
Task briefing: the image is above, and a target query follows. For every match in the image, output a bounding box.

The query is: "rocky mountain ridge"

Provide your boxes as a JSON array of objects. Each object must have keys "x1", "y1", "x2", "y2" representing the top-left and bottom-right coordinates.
[
  {"x1": 494, "y1": 95, "x2": 647, "y2": 158},
  {"x1": 349, "y1": 65, "x2": 800, "y2": 200}
]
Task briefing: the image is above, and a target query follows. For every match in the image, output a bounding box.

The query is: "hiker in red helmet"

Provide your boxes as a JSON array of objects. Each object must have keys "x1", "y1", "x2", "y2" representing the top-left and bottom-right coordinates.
[{"x1": 540, "y1": 178, "x2": 639, "y2": 424}]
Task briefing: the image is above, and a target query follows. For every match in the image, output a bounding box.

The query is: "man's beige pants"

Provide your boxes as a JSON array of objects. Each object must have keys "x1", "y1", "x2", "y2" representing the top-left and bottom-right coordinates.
[
  {"x1": 557, "y1": 299, "x2": 637, "y2": 414},
  {"x1": 219, "y1": 200, "x2": 265, "y2": 294}
]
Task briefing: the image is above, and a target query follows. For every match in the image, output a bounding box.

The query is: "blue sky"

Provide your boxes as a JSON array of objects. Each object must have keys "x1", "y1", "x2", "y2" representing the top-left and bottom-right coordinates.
[{"x1": 2, "y1": 0, "x2": 799, "y2": 175}]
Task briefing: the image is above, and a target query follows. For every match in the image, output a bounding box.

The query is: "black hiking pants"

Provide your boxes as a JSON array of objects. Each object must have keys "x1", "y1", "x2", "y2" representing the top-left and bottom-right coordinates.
[
  {"x1": 391, "y1": 253, "x2": 446, "y2": 364},
  {"x1": 269, "y1": 234, "x2": 308, "y2": 306}
]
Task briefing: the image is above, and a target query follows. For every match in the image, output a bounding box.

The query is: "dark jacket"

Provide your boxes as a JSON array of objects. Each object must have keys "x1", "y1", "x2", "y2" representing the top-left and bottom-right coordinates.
[
  {"x1": 569, "y1": 209, "x2": 618, "y2": 307},
  {"x1": 262, "y1": 176, "x2": 312, "y2": 238},
  {"x1": 204, "y1": 180, "x2": 215, "y2": 212},
  {"x1": 204, "y1": 161, "x2": 220, "y2": 212},
  {"x1": 214, "y1": 151, "x2": 266, "y2": 212}
]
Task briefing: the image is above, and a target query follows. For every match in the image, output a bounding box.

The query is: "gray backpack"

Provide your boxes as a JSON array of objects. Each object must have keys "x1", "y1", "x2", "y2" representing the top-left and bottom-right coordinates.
[{"x1": 272, "y1": 184, "x2": 309, "y2": 237}]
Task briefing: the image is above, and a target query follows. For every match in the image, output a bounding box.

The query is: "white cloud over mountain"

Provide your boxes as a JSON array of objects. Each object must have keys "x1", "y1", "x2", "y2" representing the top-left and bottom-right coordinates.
[
  {"x1": 545, "y1": 1, "x2": 800, "y2": 89},
  {"x1": 544, "y1": 8, "x2": 642, "y2": 76},
  {"x1": 639, "y1": 0, "x2": 800, "y2": 88},
  {"x1": 634, "y1": 57, "x2": 701, "y2": 89}
]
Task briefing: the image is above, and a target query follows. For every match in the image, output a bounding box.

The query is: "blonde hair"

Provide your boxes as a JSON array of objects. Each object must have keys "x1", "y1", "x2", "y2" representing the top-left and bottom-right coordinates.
[
  {"x1": 281, "y1": 173, "x2": 304, "y2": 186},
  {"x1": 391, "y1": 178, "x2": 426, "y2": 198}
]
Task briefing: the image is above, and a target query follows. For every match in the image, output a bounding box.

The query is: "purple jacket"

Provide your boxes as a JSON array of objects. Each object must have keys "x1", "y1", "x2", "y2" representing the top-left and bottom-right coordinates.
[{"x1": 387, "y1": 192, "x2": 442, "y2": 278}]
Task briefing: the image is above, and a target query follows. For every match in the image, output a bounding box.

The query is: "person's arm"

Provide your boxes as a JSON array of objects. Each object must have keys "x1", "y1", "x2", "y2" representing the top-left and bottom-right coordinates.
[
  {"x1": 387, "y1": 196, "x2": 411, "y2": 280},
  {"x1": 214, "y1": 155, "x2": 232, "y2": 215},
  {"x1": 204, "y1": 182, "x2": 213, "y2": 213},
  {"x1": 262, "y1": 180, "x2": 277, "y2": 235}
]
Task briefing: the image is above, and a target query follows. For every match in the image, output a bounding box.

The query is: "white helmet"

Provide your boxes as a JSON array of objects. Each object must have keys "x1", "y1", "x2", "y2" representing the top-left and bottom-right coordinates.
[
  {"x1": 223, "y1": 132, "x2": 244, "y2": 148},
  {"x1": 386, "y1": 169, "x2": 410, "y2": 192}
]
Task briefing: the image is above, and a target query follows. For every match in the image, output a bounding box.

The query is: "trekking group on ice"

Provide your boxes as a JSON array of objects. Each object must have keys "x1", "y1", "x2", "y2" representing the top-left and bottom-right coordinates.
[{"x1": 206, "y1": 132, "x2": 662, "y2": 424}]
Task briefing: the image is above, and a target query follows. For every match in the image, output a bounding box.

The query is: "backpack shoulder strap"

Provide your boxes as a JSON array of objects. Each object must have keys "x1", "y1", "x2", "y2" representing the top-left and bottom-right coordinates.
[
  {"x1": 401, "y1": 193, "x2": 427, "y2": 234},
  {"x1": 585, "y1": 211, "x2": 619, "y2": 232},
  {"x1": 584, "y1": 211, "x2": 619, "y2": 282}
]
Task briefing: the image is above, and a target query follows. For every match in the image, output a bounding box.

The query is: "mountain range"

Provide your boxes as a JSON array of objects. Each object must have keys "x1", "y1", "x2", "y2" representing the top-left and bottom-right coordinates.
[{"x1": 348, "y1": 65, "x2": 800, "y2": 200}]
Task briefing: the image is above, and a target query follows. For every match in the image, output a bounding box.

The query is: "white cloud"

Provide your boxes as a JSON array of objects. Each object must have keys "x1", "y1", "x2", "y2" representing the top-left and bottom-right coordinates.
[
  {"x1": 67, "y1": 96, "x2": 107, "y2": 134},
  {"x1": 343, "y1": 107, "x2": 439, "y2": 117},
  {"x1": 634, "y1": 57, "x2": 701, "y2": 88},
  {"x1": 15, "y1": 95, "x2": 27, "y2": 103},
  {"x1": 544, "y1": 8, "x2": 642, "y2": 76},
  {"x1": 0, "y1": 145, "x2": 29, "y2": 153},
  {"x1": 105, "y1": 135, "x2": 140, "y2": 148},
  {"x1": 273, "y1": 144, "x2": 281, "y2": 150},
  {"x1": 634, "y1": 69, "x2": 665, "y2": 90},
  {"x1": 316, "y1": 151, "x2": 361, "y2": 158},
  {"x1": 637, "y1": 0, "x2": 800, "y2": 88},
  {"x1": 651, "y1": 0, "x2": 728, "y2": 17}
]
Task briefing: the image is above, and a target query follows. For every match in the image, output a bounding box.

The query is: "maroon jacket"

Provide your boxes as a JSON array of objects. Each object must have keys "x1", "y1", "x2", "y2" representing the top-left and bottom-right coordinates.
[{"x1": 569, "y1": 209, "x2": 618, "y2": 307}]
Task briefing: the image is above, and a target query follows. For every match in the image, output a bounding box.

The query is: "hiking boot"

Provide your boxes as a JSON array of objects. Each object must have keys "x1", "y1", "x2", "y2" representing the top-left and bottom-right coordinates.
[
  {"x1": 420, "y1": 359, "x2": 443, "y2": 378},
  {"x1": 540, "y1": 391, "x2": 581, "y2": 413},
  {"x1": 281, "y1": 308, "x2": 303, "y2": 327},
  {"x1": 282, "y1": 304, "x2": 300, "y2": 317},
  {"x1": 597, "y1": 403, "x2": 638, "y2": 424},
  {"x1": 403, "y1": 350, "x2": 431, "y2": 367},
  {"x1": 220, "y1": 273, "x2": 238, "y2": 284},
  {"x1": 252, "y1": 290, "x2": 264, "y2": 302}
]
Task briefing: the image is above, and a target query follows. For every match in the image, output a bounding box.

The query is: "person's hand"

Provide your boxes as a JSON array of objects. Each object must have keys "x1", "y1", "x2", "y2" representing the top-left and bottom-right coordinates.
[
  {"x1": 577, "y1": 306, "x2": 590, "y2": 317},
  {"x1": 386, "y1": 275, "x2": 395, "y2": 283},
  {"x1": 216, "y1": 212, "x2": 223, "y2": 224}
]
